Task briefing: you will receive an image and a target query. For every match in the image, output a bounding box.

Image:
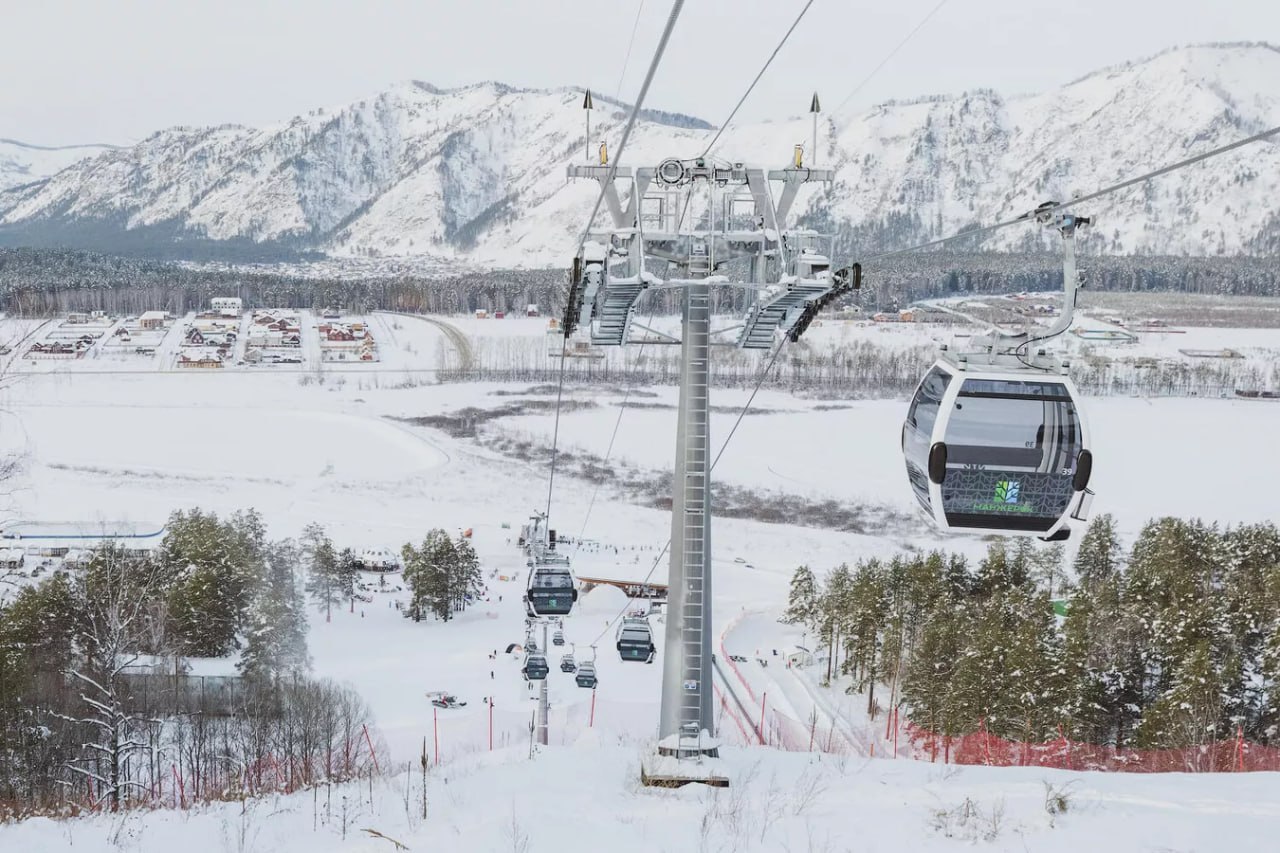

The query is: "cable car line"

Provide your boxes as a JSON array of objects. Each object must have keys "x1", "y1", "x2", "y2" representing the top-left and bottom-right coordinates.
[
  {"x1": 861, "y1": 123, "x2": 1280, "y2": 263},
  {"x1": 701, "y1": 0, "x2": 818, "y2": 158},
  {"x1": 574, "y1": 0, "x2": 686, "y2": 258},
  {"x1": 615, "y1": 0, "x2": 648, "y2": 100},
  {"x1": 584, "y1": 336, "x2": 789, "y2": 649},
  {"x1": 548, "y1": 0, "x2": 688, "y2": 523},
  {"x1": 570, "y1": 307, "x2": 658, "y2": 559},
  {"x1": 554, "y1": 0, "x2": 811, "y2": 530},
  {"x1": 830, "y1": 0, "x2": 953, "y2": 127}
]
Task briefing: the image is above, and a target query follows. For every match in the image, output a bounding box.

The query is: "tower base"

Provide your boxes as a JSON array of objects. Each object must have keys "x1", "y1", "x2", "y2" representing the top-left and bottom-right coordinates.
[{"x1": 640, "y1": 731, "x2": 729, "y2": 788}]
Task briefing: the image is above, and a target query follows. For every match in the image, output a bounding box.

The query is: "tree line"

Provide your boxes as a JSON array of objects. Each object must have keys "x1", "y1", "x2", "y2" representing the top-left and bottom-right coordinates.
[
  {"x1": 431, "y1": 332, "x2": 1275, "y2": 399},
  {"x1": 4, "y1": 246, "x2": 1280, "y2": 319},
  {"x1": 784, "y1": 514, "x2": 1280, "y2": 749},
  {"x1": 0, "y1": 508, "x2": 376, "y2": 815}
]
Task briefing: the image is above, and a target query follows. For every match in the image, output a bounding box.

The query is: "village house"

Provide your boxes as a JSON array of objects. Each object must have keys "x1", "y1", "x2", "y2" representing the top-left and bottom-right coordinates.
[
  {"x1": 178, "y1": 353, "x2": 223, "y2": 369},
  {"x1": 138, "y1": 310, "x2": 168, "y2": 330},
  {"x1": 210, "y1": 297, "x2": 242, "y2": 317}
]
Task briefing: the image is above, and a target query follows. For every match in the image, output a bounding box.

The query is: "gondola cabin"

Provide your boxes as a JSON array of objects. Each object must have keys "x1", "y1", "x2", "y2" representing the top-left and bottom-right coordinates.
[
  {"x1": 526, "y1": 553, "x2": 578, "y2": 617},
  {"x1": 575, "y1": 661, "x2": 597, "y2": 688},
  {"x1": 522, "y1": 653, "x2": 549, "y2": 681},
  {"x1": 903, "y1": 361, "x2": 1093, "y2": 540},
  {"x1": 616, "y1": 617, "x2": 655, "y2": 663}
]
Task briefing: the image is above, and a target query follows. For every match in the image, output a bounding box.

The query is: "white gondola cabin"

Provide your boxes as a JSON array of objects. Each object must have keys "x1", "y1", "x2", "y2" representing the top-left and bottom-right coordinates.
[
  {"x1": 903, "y1": 362, "x2": 1093, "y2": 540},
  {"x1": 902, "y1": 211, "x2": 1096, "y2": 541}
]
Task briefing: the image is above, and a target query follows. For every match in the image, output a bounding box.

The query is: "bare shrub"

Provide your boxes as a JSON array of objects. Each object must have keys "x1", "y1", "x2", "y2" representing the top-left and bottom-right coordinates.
[{"x1": 929, "y1": 796, "x2": 1007, "y2": 842}]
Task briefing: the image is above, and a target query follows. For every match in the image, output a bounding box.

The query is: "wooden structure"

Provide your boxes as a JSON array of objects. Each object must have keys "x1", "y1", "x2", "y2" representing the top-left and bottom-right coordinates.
[{"x1": 578, "y1": 575, "x2": 668, "y2": 599}]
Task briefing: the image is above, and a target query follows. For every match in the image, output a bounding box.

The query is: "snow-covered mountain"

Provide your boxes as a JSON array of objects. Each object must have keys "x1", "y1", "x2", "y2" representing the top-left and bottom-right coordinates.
[
  {"x1": 0, "y1": 138, "x2": 117, "y2": 191},
  {"x1": 2, "y1": 43, "x2": 1278, "y2": 267}
]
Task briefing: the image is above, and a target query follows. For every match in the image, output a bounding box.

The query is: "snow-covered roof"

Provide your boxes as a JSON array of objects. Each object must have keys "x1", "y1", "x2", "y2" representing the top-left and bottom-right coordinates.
[{"x1": 138, "y1": 310, "x2": 167, "y2": 321}]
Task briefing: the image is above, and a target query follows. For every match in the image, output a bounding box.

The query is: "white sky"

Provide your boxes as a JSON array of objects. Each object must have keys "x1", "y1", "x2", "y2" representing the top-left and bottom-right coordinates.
[{"x1": 3, "y1": 0, "x2": 1278, "y2": 145}]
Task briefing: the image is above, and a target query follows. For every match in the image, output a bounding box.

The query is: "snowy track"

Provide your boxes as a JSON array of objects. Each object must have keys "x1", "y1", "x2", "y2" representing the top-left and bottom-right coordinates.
[
  {"x1": 721, "y1": 611, "x2": 880, "y2": 756},
  {"x1": 379, "y1": 311, "x2": 474, "y2": 371}
]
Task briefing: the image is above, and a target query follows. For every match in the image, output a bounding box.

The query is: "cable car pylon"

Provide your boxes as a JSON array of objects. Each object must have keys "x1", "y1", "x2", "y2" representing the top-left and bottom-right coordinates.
[{"x1": 566, "y1": 135, "x2": 848, "y2": 788}]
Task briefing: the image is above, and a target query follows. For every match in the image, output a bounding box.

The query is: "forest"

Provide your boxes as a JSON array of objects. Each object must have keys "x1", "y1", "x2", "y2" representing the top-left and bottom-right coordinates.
[
  {"x1": 3, "y1": 246, "x2": 1280, "y2": 318},
  {"x1": 0, "y1": 510, "x2": 482, "y2": 817},
  {"x1": 785, "y1": 514, "x2": 1280, "y2": 751}
]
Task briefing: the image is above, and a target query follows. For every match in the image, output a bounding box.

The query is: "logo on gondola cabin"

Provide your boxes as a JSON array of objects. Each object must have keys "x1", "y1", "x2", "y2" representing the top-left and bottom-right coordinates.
[{"x1": 994, "y1": 480, "x2": 1021, "y2": 504}]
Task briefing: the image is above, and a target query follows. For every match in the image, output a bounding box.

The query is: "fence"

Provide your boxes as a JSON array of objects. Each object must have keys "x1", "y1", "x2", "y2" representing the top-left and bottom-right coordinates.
[
  {"x1": 903, "y1": 721, "x2": 1280, "y2": 773},
  {"x1": 712, "y1": 639, "x2": 1280, "y2": 773}
]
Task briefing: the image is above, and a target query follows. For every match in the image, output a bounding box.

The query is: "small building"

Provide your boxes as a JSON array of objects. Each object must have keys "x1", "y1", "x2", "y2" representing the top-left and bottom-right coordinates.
[
  {"x1": 356, "y1": 548, "x2": 401, "y2": 571},
  {"x1": 0, "y1": 548, "x2": 24, "y2": 570},
  {"x1": 211, "y1": 297, "x2": 242, "y2": 317},
  {"x1": 247, "y1": 328, "x2": 282, "y2": 347},
  {"x1": 475, "y1": 309, "x2": 489, "y2": 319},
  {"x1": 178, "y1": 353, "x2": 223, "y2": 369},
  {"x1": 526, "y1": 304, "x2": 540, "y2": 317},
  {"x1": 138, "y1": 310, "x2": 168, "y2": 330},
  {"x1": 785, "y1": 646, "x2": 815, "y2": 669},
  {"x1": 66, "y1": 312, "x2": 89, "y2": 324}
]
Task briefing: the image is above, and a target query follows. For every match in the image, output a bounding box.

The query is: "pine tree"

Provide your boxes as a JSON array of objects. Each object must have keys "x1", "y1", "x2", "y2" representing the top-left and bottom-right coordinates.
[
  {"x1": 974, "y1": 541, "x2": 1030, "y2": 598},
  {"x1": 403, "y1": 530, "x2": 455, "y2": 622},
  {"x1": 817, "y1": 564, "x2": 852, "y2": 684},
  {"x1": 302, "y1": 523, "x2": 344, "y2": 619},
  {"x1": 843, "y1": 560, "x2": 888, "y2": 714},
  {"x1": 239, "y1": 539, "x2": 309, "y2": 680},
  {"x1": 162, "y1": 508, "x2": 258, "y2": 655},
  {"x1": 450, "y1": 534, "x2": 483, "y2": 613},
  {"x1": 903, "y1": 604, "x2": 967, "y2": 736},
  {"x1": 1030, "y1": 542, "x2": 1068, "y2": 597},
  {"x1": 782, "y1": 565, "x2": 819, "y2": 628},
  {"x1": 1073, "y1": 513, "x2": 1123, "y2": 588}
]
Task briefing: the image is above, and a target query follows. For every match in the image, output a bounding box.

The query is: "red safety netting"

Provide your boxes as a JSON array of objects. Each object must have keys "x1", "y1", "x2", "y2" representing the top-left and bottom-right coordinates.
[{"x1": 903, "y1": 720, "x2": 1280, "y2": 773}]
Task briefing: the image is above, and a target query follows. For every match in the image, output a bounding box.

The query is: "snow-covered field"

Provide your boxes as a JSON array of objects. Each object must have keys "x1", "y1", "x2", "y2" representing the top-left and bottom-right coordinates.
[
  {"x1": 2, "y1": 313, "x2": 1279, "y2": 850},
  {"x1": 4, "y1": 741, "x2": 1279, "y2": 853}
]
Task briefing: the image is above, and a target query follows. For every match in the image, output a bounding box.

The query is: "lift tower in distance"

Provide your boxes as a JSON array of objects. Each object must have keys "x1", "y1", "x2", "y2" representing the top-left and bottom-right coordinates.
[{"x1": 565, "y1": 145, "x2": 858, "y2": 786}]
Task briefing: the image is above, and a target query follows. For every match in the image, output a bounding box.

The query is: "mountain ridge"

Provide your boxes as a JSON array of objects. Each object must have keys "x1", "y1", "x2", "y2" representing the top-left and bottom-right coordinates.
[{"x1": 1, "y1": 42, "x2": 1277, "y2": 267}]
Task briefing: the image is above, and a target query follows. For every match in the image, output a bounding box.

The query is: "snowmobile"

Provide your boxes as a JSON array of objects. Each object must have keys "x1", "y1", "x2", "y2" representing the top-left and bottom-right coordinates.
[{"x1": 427, "y1": 692, "x2": 467, "y2": 709}]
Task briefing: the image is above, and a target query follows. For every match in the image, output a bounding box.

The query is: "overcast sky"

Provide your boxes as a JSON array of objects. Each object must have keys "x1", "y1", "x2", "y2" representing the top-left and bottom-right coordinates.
[{"x1": 4, "y1": 0, "x2": 1278, "y2": 145}]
